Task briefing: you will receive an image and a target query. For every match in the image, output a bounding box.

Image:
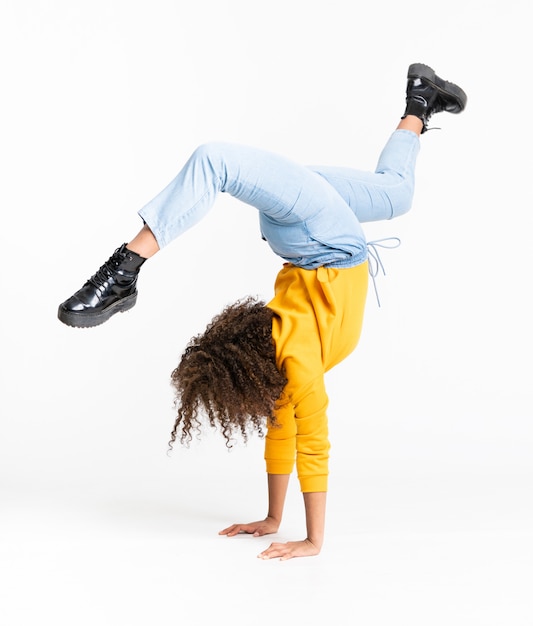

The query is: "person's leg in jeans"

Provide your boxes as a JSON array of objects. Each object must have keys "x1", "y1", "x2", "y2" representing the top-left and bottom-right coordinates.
[
  {"x1": 129, "y1": 118, "x2": 420, "y2": 263},
  {"x1": 310, "y1": 126, "x2": 420, "y2": 224},
  {"x1": 57, "y1": 62, "x2": 466, "y2": 328},
  {"x1": 57, "y1": 140, "x2": 366, "y2": 327},
  {"x1": 135, "y1": 141, "x2": 365, "y2": 253}
]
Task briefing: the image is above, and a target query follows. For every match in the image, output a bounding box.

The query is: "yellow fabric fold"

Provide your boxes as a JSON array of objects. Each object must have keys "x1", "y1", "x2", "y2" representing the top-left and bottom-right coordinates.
[{"x1": 265, "y1": 261, "x2": 368, "y2": 492}]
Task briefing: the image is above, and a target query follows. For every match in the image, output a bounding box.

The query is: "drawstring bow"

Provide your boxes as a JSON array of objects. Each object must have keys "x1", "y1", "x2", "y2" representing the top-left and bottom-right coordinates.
[{"x1": 366, "y1": 237, "x2": 401, "y2": 307}]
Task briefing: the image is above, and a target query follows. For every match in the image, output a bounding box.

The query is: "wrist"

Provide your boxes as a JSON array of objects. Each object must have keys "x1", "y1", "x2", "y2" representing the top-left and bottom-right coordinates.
[
  {"x1": 306, "y1": 534, "x2": 324, "y2": 549},
  {"x1": 303, "y1": 491, "x2": 326, "y2": 550}
]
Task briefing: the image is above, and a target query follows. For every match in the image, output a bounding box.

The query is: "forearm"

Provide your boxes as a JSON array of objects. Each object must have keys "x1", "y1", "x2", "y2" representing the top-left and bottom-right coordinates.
[
  {"x1": 267, "y1": 473, "x2": 290, "y2": 524},
  {"x1": 303, "y1": 491, "x2": 326, "y2": 550}
]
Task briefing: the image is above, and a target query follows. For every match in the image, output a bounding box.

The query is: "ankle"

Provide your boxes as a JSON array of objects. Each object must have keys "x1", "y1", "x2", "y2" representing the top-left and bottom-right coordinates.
[
  {"x1": 120, "y1": 245, "x2": 147, "y2": 271},
  {"x1": 397, "y1": 115, "x2": 423, "y2": 135},
  {"x1": 126, "y1": 224, "x2": 160, "y2": 259}
]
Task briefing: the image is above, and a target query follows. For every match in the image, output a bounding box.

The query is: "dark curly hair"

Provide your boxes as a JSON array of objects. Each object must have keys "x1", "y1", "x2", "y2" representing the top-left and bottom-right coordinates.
[{"x1": 168, "y1": 296, "x2": 287, "y2": 449}]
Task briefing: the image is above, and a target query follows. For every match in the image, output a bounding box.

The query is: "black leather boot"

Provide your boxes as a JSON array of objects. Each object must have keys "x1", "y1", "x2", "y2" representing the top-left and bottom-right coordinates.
[
  {"x1": 57, "y1": 243, "x2": 146, "y2": 328},
  {"x1": 403, "y1": 63, "x2": 467, "y2": 133}
]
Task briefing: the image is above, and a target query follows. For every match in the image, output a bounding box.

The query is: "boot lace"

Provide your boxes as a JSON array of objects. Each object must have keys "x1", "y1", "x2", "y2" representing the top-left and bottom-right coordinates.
[
  {"x1": 423, "y1": 94, "x2": 450, "y2": 132},
  {"x1": 87, "y1": 250, "x2": 124, "y2": 288}
]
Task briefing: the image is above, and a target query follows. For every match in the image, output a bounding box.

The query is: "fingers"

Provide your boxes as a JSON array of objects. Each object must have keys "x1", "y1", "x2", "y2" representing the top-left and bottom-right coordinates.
[
  {"x1": 257, "y1": 539, "x2": 320, "y2": 561},
  {"x1": 219, "y1": 523, "x2": 263, "y2": 537},
  {"x1": 219, "y1": 519, "x2": 276, "y2": 537},
  {"x1": 258, "y1": 542, "x2": 293, "y2": 561},
  {"x1": 219, "y1": 524, "x2": 248, "y2": 537}
]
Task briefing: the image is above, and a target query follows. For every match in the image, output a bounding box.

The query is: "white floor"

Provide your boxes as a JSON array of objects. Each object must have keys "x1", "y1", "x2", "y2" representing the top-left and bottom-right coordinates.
[{"x1": 2, "y1": 465, "x2": 531, "y2": 626}]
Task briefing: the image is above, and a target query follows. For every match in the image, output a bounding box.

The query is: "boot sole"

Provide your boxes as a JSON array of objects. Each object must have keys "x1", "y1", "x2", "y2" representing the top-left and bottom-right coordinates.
[
  {"x1": 408, "y1": 63, "x2": 467, "y2": 114},
  {"x1": 57, "y1": 292, "x2": 138, "y2": 328}
]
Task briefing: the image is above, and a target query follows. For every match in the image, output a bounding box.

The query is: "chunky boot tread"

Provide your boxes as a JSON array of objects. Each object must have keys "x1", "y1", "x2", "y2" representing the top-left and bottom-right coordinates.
[{"x1": 58, "y1": 291, "x2": 138, "y2": 328}]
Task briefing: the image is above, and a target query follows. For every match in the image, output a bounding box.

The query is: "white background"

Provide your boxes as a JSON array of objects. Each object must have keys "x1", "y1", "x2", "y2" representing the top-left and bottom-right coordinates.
[{"x1": 1, "y1": 1, "x2": 532, "y2": 624}]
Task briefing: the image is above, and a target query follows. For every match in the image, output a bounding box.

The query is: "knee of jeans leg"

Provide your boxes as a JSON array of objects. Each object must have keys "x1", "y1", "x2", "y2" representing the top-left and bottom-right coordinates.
[
  {"x1": 390, "y1": 198, "x2": 412, "y2": 218},
  {"x1": 191, "y1": 142, "x2": 231, "y2": 183},
  {"x1": 192, "y1": 141, "x2": 231, "y2": 165},
  {"x1": 389, "y1": 180, "x2": 415, "y2": 218}
]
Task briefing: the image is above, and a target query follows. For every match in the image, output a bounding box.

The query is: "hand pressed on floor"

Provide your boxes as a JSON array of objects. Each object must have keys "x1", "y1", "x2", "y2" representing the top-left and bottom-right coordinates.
[
  {"x1": 219, "y1": 516, "x2": 280, "y2": 538},
  {"x1": 258, "y1": 538, "x2": 321, "y2": 561}
]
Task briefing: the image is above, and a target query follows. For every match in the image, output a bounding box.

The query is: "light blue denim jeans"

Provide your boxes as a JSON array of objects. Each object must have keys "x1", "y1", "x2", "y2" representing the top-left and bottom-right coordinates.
[{"x1": 138, "y1": 129, "x2": 420, "y2": 270}]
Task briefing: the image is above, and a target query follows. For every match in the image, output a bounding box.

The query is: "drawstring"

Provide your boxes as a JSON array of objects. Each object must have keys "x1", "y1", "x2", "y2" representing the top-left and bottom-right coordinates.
[{"x1": 366, "y1": 237, "x2": 401, "y2": 307}]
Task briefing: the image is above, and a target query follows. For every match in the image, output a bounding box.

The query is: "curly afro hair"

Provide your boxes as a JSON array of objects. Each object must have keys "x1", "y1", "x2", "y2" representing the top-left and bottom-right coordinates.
[{"x1": 168, "y1": 296, "x2": 287, "y2": 449}]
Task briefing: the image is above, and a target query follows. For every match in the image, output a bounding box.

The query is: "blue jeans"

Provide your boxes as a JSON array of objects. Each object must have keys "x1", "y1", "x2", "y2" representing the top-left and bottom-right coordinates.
[{"x1": 138, "y1": 129, "x2": 420, "y2": 270}]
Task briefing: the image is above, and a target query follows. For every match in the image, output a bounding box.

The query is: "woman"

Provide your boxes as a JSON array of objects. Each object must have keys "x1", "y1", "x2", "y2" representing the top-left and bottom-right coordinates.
[{"x1": 58, "y1": 63, "x2": 467, "y2": 560}]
